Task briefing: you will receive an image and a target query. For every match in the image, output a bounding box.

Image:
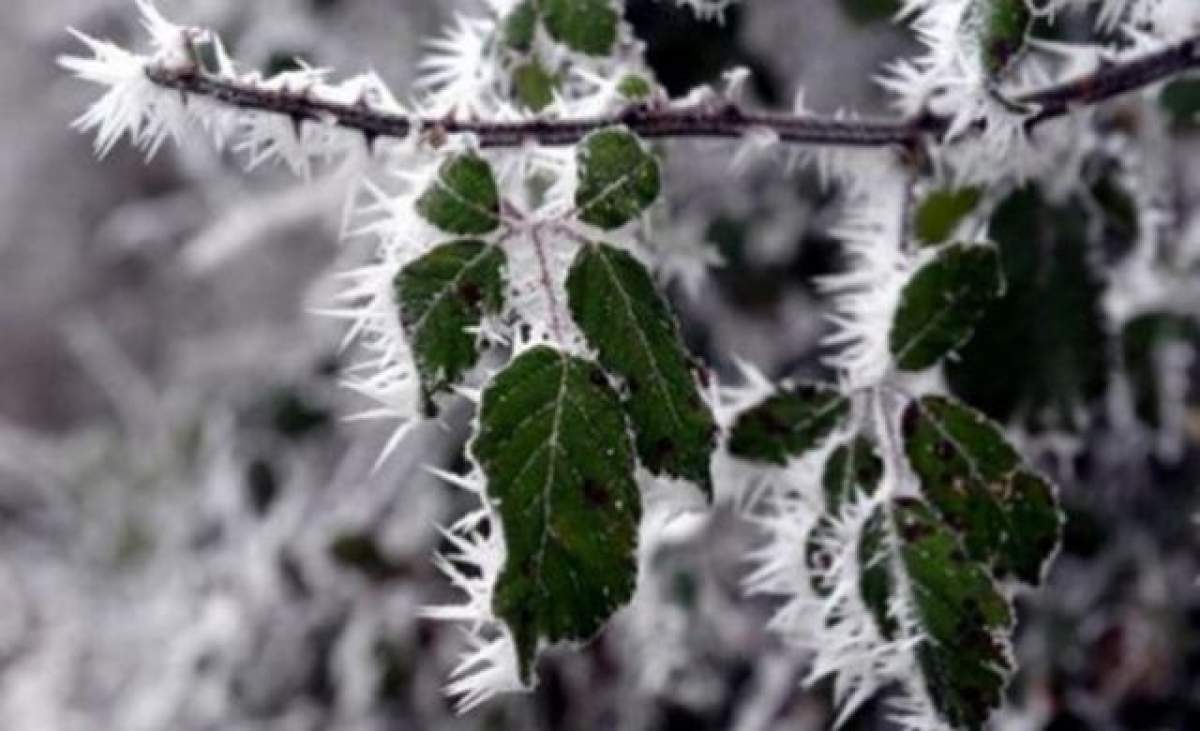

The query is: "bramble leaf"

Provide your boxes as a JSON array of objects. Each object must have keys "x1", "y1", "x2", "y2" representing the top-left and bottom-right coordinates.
[
  {"x1": 892, "y1": 498, "x2": 1014, "y2": 731},
  {"x1": 858, "y1": 506, "x2": 898, "y2": 638},
  {"x1": 823, "y1": 435, "x2": 884, "y2": 515},
  {"x1": 728, "y1": 384, "x2": 849, "y2": 465},
  {"x1": 503, "y1": 0, "x2": 539, "y2": 52},
  {"x1": 947, "y1": 187, "x2": 1108, "y2": 429},
  {"x1": 902, "y1": 395, "x2": 1061, "y2": 585},
  {"x1": 891, "y1": 243, "x2": 1003, "y2": 371},
  {"x1": 513, "y1": 60, "x2": 557, "y2": 112},
  {"x1": 805, "y1": 436, "x2": 884, "y2": 597},
  {"x1": 395, "y1": 240, "x2": 505, "y2": 411},
  {"x1": 617, "y1": 74, "x2": 654, "y2": 100},
  {"x1": 914, "y1": 187, "x2": 982, "y2": 247},
  {"x1": 542, "y1": 0, "x2": 619, "y2": 56},
  {"x1": 415, "y1": 154, "x2": 501, "y2": 235},
  {"x1": 472, "y1": 346, "x2": 641, "y2": 684},
  {"x1": 967, "y1": 0, "x2": 1032, "y2": 77},
  {"x1": 575, "y1": 129, "x2": 661, "y2": 230},
  {"x1": 566, "y1": 242, "x2": 716, "y2": 493}
]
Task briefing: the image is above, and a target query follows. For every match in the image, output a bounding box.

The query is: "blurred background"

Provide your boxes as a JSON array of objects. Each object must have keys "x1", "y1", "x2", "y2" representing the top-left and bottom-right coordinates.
[{"x1": 2, "y1": 1, "x2": 1200, "y2": 729}]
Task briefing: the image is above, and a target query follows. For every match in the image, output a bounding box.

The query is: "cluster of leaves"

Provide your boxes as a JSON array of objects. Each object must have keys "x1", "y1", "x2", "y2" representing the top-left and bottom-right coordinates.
[
  {"x1": 724, "y1": 190, "x2": 1065, "y2": 727},
  {"x1": 397, "y1": 124, "x2": 717, "y2": 681}
]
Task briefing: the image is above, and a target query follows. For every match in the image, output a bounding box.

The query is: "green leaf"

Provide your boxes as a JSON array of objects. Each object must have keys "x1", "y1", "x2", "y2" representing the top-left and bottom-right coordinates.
[
  {"x1": 858, "y1": 506, "x2": 898, "y2": 638},
  {"x1": 822, "y1": 435, "x2": 884, "y2": 515},
  {"x1": 415, "y1": 154, "x2": 501, "y2": 235},
  {"x1": 472, "y1": 346, "x2": 641, "y2": 683},
  {"x1": 728, "y1": 384, "x2": 850, "y2": 465},
  {"x1": 891, "y1": 243, "x2": 1003, "y2": 371},
  {"x1": 395, "y1": 240, "x2": 505, "y2": 410},
  {"x1": 513, "y1": 60, "x2": 557, "y2": 112},
  {"x1": 902, "y1": 395, "x2": 1061, "y2": 585},
  {"x1": 503, "y1": 0, "x2": 539, "y2": 52},
  {"x1": 892, "y1": 498, "x2": 1014, "y2": 731},
  {"x1": 967, "y1": 0, "x2": 1032, "y2": 77},
  {"x1": 947, "y1": 186, "x2": 1109, "y2": 429},
  {"x1": 1121, "y1": 312, "x2": 1200, "y2": 428},
  {"x1": 566, "y1": 242, "x2": 716, "y2": 492},
  {"x1": 575, "y1": 129, "x2": 661, "y2": 230},
  {"x1": 914, "y1": 187, "x2": 982, "y2": 247},
  {"x1": 541, "y1": 0, "x2": 619, "y2": 56},
  {"x1": 1161, "y1": 78, "x2": 1200, "y2": 128},
  {"x1": 617, "y1": 74, "x2": 654, "y2": 100},
  {"x1": 806, "y1": 436, "x2": 884, "y2": 599}
]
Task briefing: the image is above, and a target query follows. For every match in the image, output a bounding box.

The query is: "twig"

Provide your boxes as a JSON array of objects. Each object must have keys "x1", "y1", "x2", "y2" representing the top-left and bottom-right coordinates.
[{"x1": 145, "y1": 34, "x2": 1200, "y2": 151}]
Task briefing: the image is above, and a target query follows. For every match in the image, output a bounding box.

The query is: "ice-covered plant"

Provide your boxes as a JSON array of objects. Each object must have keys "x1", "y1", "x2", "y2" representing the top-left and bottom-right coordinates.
[{"x1": 60, "y1": 0, "x2": 1200, "y2": 727}]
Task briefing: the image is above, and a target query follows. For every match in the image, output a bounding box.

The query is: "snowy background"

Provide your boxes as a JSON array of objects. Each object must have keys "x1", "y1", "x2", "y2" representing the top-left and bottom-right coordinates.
[{"x1": 1, "y1": 1, "x2": 1198, "y2": 729}]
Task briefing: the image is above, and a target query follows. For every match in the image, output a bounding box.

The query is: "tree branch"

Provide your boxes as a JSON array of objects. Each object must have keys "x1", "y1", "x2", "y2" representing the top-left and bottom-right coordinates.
[{"x1": 146, "y1": 34, "x2": 1200, "y2": 151}]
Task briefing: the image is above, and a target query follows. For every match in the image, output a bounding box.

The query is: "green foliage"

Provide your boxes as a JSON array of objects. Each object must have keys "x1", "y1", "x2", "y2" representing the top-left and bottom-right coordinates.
[
  {"x1": 947, "y1": 186, "x2": 1109, "y2": 428},
  {"x1": 822, "y1": 435, "x2": 883, "y2": 515},
  {"x1": 503, "y1": 0, "x2": 539, "y2": 52},
  {"x1": 513, "y1": 61, "x2": 557, "y2": 112},
  {"x1": 472, "y1": 346, "x2": 641, "y2": 683},
  {"x1": 566, "y1": 242, "x2": 716, "y2": 493},
  {"x1": 1160, "y1": 78, "x2": 1200, "y2": 127},
  {"x1": 416, "y1": 154, "x2": 501, "y2": 235},
  {"x1": 805, "y1": 437, "x2": 884, "y2": 598},
  {"x1": 858, "y1": 506, "x2": 898, "y2": 638},
  {"x1": 891, "y1": 498, "x2": 1014, "y2": 731},
  {"x1": 967, "y1": 0, "x2": 1032, "y2": 77},
  {"x1": 914, "y1": 187, "x2": 982, "y2": 247},
  {"x1": 617, "y1": 74, "x2": 654, "y2": 100},
  {"x1": 395, "y1": 240, "x2": 506, "y2": 410},
  {"x1": 575, "y1": 129, "x2": 662, "y2": 230},
  {"x1": 728, "y1": 384, "x2": 849, "y2": 465},
  {"x1": 901, "y1": 395, "x2": 1061, "y2": 585},
  {"x1": 542, "y1": 0, "x2": 619, "y2": 56},
  {"x1": 890, "y1": 243, "x2": 1003, "y2": 371}
]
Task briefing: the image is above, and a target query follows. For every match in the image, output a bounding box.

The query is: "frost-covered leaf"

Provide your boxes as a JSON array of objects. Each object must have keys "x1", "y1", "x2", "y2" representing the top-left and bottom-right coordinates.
[
  {"x1": 892, "y1": 498, "x2": 1014, "y2": 731},
  {"x1": 395, "y1": 240, "x2": 505, "y2": 410},
  {"x1": 575, "y1": 129, "x2": 661, "y2": 230},
  {"x1": 947, "y1": 187, "x2": 1109, "y2": 429},
  {"x1": 727, "y1": 384, "x2": 849, "y2": 465},
  {"x1": 822, "y1": 435, "x2": 883, "y2": 514},
  {"x1": 858, "y1": 506, "x2": 897, "y2": 638},
  {"x1": 542, "y1": 0, "x2": 619, "y2": 56},
  {"x1": 902, "y1": 395, "x2": 1060, "y2": 585},
  {"x1": 805, "y1": 436, "x2": 884, "y2": 597},
  {"x1": 966, "y1": 0, "x2": 1032, "y2": 77},
  {"x1": 472, "y1": 346, "x2": 641, "y2": 684},
  {"x1": 415, "y1": 154, "x2": 501, "y2": 235},
  {"x1": 503, "y1": 0, "x2": 539, "y2": 52},
  {"x1": 566, "y1": 242, "x2": 716, "y2": 493},
  {"x1": 914, "y1": 187, "x2": 982, "y2": 247},
  {"x1": 617, "y1": 74, "x2": 654, "y2": 100},
  {"x1": 890, "y1": 243, "x2": 1003, "y2": 372},
  {"x1": 1160, "y1": 78, "x2": 1200, "y2": 127},
  {"x1": 513, "y1": 60, "x2": 557, "y2": 112}
]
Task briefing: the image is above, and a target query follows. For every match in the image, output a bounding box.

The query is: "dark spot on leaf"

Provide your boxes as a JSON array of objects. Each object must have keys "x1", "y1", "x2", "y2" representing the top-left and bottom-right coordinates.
[
  {"x1": 935, "y1": 440, "x2": 955, "y2": 460},
  {"x1": 583, "y1": 479, "x2": 610, "y2": 508},
  {"x1": 457, "y1": 280, "x2": 483, "y2": 307},
  {"x1": 590, "y1": 368, "x2": 608, "y2": 387},
  {"x1": 902, "y1": 404, "x2": 920, "y2": 438}
]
